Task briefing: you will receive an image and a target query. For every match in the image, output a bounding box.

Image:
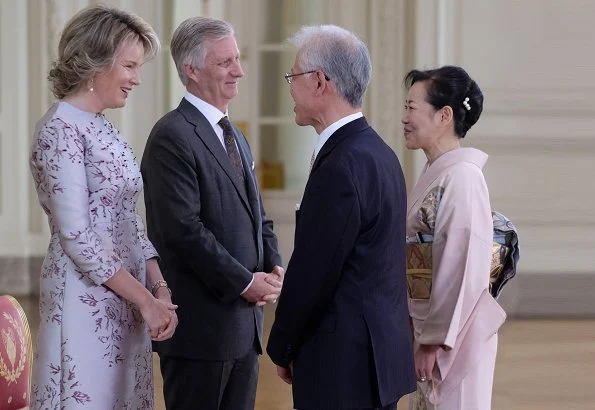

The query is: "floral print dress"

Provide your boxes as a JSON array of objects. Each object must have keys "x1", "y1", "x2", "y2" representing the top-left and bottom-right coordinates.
[{"x1": 29, "y1": 101, "x2": 158, "y2": 409}]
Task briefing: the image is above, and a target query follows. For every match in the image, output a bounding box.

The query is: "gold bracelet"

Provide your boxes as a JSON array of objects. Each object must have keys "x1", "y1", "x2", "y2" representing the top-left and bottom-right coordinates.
[{"x1": 151, "y1": 279, "x2": 172, "y2": 296}]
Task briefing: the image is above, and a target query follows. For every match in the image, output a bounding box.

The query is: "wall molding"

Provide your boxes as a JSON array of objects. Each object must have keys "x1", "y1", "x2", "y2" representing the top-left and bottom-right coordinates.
[
  {"x1": 485, "y1": 87, "x2": 595, "y2": 117},
  {"x1": 0, "y1": 256, "x2": 42, "y2": 296},
  {"x1": 499, "y1": 272, "x2": 595, "y2": 318},
  {"x1": 471, "y1": 135, "x2": 595, "y2": 155}
]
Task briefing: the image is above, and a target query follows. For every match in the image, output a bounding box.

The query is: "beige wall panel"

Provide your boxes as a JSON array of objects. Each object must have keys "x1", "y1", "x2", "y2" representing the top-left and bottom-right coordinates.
[{"x1": 460, "y1": 0, "x2": 594, "y2": 91}]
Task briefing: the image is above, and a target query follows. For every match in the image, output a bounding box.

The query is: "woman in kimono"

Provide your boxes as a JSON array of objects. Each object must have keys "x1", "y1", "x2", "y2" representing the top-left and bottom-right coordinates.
[
  {"x1": 402, "y1": 66, "x2": 506, "y2": 409},
  {"x1": 29, "y1": 5, "x2": 178, "y2": 409}
]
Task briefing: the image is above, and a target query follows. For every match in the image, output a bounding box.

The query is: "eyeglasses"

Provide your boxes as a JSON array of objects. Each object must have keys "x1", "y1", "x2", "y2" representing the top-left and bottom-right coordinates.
[
  {"x1": 284, "y1": 70, "x2": 330, "y2": 84},
  {"x1": 284, "y1": 70, "x2": 317, "y2": 84}
]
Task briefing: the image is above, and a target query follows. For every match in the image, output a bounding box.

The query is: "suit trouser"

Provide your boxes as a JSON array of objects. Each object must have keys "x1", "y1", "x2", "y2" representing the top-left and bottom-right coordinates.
[
  {"x1": 409, "y1": 334, "x2": 498, "y2": 410},
  {"x1": 159, "y1": 346, "x2": 259, "y2": 410}
]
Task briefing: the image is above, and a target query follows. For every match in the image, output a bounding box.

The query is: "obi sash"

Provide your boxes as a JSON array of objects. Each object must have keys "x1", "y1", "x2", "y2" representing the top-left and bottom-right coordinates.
[{"x1": 406, "y1": 212, "x2": 519, "y2": 300}]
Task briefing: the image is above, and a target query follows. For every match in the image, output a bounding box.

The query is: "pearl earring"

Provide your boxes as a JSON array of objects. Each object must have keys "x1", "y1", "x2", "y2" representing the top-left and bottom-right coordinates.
[{"x1": 89, "y1": 78, "x2": 94, "y2": 92}]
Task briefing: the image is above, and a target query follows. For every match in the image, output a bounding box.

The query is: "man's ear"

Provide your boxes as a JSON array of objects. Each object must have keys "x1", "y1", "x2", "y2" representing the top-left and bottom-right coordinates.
[
  {"x1": 314, "y1": 70, "x2": 331, "y2": 95},
  {"x1": 184, "y1": 64, "x2": 198, "y2": 83}
]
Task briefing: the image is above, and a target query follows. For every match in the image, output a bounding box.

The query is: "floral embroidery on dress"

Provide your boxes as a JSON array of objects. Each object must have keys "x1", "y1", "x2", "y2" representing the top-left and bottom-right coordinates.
[
  {"x1": 31, "y1": 348, "x2": 92, "y2": 408},
  {"x1": 29, "y1": 102, "x2": 158, "y2": 409}
]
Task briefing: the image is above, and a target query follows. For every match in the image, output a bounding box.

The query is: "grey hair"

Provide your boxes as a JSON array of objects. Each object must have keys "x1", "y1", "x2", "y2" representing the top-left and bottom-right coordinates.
[
  {"x1": 171, "y1": 17, "x2": 235, "y2": 85},
  {"x1": 288, "y1": 25, "x2": 371, "y2": 107},
  {"x1": 48, "y1": 4, "x2": 160, "y2": 99}
]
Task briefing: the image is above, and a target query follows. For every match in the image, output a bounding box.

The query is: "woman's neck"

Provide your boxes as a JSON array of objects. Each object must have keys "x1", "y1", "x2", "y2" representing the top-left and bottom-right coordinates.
[
  {"x1": 423, "y1": 136, "x2": 461, "y2": 164},
  {"x1": 63, "y1": 90, "x2": 103, "y2": 114}
]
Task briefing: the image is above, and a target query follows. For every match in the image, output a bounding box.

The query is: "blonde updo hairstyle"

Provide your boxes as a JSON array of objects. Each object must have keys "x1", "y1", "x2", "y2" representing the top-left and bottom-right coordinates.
[{"x1": 48, "y1": 4, "x2": 160, "y2": 99}]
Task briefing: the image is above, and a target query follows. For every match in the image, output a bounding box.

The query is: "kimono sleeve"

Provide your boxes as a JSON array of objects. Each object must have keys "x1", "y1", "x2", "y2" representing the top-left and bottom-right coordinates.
[
  {"x1": 416, "y1": 163, "x2": 493, "y2": 349},
  {"x1": 30, "y1": 118, "x2": 122, "y2": 285}
]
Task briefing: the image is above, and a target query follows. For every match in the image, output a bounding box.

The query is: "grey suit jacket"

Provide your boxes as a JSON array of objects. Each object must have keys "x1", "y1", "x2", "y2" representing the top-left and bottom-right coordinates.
[{"x1": 141, "y1": 98, "x2": 281, "y2": 360}]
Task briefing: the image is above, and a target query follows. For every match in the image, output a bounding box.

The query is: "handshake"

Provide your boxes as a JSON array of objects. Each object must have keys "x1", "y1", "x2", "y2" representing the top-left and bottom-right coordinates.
[{"x1": 242, "y1": 265, "x2": 285, "y2": 306}]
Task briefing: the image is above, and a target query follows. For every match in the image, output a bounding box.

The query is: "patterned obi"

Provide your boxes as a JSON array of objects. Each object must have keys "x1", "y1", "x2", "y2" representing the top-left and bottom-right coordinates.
[
  {"x1": 406, "y1": 212, "x2": 519, "y2": 300},
  {"x1": 0, "y1": 295, "x2": 32, "y2": 409},
  {"x1": 405, "y1": 241, "x2": 433, "y2": 300}
]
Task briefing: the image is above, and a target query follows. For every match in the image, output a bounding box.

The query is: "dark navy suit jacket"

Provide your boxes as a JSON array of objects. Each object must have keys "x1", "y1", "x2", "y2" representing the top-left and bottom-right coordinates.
[{"x1": 267, "y1": 117, "x2": 416, "y2": 409}]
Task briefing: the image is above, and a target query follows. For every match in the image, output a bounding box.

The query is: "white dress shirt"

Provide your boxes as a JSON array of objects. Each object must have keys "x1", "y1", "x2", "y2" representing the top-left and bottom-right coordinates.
[
  {"x1": 184, "y1": 91, "x2": 229, "y2": 152},
  {"x1": 313, "y1": 112, "x2": 364, "y2": 161}
]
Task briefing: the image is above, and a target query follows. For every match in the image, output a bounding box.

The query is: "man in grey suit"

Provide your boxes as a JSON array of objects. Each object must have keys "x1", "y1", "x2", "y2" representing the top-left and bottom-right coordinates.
[{"x1": 141, "y1": 17, "x2": 283, "y2": 410}]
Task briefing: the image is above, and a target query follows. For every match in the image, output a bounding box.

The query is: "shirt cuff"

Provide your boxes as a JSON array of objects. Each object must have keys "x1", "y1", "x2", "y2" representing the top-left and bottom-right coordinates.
[{"x1": 240, "y1": 275, "x2": 254, "y2": 295}]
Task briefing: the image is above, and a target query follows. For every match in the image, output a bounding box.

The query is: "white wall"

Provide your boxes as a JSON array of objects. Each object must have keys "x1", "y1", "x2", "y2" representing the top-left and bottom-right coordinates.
[{"x1": 0, "y1": 0, "x2": 30, "y2": 293}]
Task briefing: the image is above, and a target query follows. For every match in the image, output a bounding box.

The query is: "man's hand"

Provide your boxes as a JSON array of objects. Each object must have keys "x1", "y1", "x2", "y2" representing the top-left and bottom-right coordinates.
[
  {"x1": 258, "y1": 265, "x2": 285, "y2": 305},
  {"x1": 242, "y1": 272, "x2": 282, "y2": 305},
  {"x1": 277, "y1": 364, "x2": 293, "y2": 384},
  {"x1": 271, "y1": 265, "x2": 285, "y2": 282}
]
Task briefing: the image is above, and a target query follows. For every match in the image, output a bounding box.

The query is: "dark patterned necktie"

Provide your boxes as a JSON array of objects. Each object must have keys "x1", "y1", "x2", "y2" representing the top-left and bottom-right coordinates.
[{"x1": 218, "y1": 116, "x2": 245, "y2": 185}]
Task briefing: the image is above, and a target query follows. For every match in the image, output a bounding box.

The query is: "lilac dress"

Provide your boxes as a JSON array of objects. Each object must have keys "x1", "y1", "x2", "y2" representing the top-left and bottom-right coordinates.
[{"x1": 29, "y1": 102, "x2": 158, "y2": 409}]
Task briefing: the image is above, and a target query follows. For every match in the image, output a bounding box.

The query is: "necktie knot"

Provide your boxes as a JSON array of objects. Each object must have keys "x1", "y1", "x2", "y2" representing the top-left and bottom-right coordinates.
[
  {"x1": 219, "y1": 116, "x2": 236, "y2": 147},
  {"x1": 218, "y1": 116, "x2": 233, "y2": 134}
]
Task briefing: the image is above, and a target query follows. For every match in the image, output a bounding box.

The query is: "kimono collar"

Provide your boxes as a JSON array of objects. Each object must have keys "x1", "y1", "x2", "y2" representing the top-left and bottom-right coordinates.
[{"x1": 408, "y1": 147, "x2": 488, "y2": 214}]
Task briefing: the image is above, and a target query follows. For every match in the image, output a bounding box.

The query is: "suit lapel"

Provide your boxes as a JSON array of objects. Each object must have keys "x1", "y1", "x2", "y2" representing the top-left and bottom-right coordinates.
[{"x1": 176, "y1": 99, "x2": 253, "y2": 218}]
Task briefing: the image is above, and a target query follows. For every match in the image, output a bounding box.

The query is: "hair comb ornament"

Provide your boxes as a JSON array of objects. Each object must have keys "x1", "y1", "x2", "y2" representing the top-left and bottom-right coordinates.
[{"x1": 462, "y1": 97, "x2": 471, "y2": 111}]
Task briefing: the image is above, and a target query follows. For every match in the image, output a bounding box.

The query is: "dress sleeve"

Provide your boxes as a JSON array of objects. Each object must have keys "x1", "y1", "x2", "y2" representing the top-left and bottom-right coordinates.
[
  {"x1": 135, "y1": 214, "x2": 159, "y2": 261},
  {"x1": 415, "y1": 163, "x2": 493, "y2": 349},
  {"x1": 30, "y1": 117, "x2": 122, "y2": 285}
]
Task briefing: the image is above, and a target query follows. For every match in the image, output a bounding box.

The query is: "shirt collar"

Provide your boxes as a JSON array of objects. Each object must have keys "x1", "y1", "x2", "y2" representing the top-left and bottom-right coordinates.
[
  {"x1": 314, "y1": 112, "x2": 363, "y2": 158},
  {"x1": 184, "y1": 91, "x2": 228, "y2": 127}
]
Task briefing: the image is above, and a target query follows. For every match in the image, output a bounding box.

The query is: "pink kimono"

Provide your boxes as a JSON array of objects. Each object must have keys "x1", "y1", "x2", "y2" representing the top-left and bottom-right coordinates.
[{"x1": 406, "y1": 148, "x2": 506, "y2": 409}]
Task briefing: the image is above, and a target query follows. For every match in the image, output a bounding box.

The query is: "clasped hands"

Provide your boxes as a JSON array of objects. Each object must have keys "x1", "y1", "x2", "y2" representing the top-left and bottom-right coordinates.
[
  {"x1": 141, "y1": 286, "x2": 179, "y2": 342},
  {"x1": 242, "y1": 265, "x2": 285, "y2": 306}
]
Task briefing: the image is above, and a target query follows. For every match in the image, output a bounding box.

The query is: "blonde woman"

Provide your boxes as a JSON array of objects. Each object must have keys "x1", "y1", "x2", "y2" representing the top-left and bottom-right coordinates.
[{"x1": 29, "y1": 5, "x2": 177, "y2": 408}]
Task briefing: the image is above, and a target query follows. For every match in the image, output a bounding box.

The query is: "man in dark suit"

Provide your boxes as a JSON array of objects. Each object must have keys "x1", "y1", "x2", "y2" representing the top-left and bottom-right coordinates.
[
  {"x1": 141, "y1": 17, "x2": 283, "y2": 410},
  {"x1": 266, "y1": 25, "x2": 416, "y2": 409}
]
